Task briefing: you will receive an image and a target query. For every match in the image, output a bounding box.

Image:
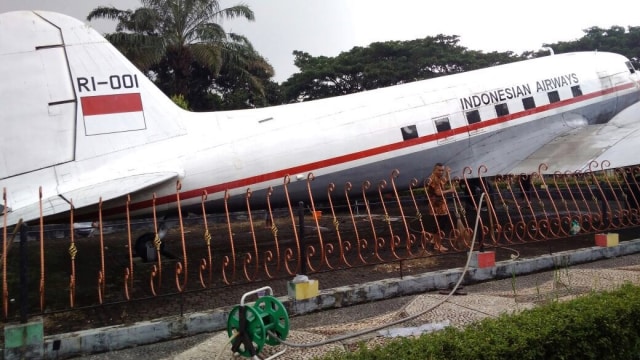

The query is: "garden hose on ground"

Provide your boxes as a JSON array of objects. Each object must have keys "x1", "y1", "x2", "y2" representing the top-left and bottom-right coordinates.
[{"x1": 268, "y1": 194, "x2": 487, "y2": 349}]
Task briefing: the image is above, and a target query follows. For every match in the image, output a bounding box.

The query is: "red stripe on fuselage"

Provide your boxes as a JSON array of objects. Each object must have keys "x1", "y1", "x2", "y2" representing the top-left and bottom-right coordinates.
[
  {"x1": 81, "y1": 93, "x2": 143, "y2": 116},
  {"x1": 114, "y1": 82, "x2": 636, "y2": 216}
]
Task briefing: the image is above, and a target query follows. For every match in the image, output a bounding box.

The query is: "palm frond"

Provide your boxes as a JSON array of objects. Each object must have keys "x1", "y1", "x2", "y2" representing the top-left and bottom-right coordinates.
[
  {"x1": 227, "y1": 33, "x2": 252, "y2": 48},
  {"x1": 194, "y1": 23, "x2": 227, "y2": 43},
  {"x1": 128, "y1": 8, "x2": 163, "y2": 34},
  {"x1": 213, "y1": 5, "x2": 255, "y2": 21},
  {"x1": 86, "y1": 7, "x2": 129, "y2": 22},
  {"x1": 104, "y1": 32, "x2": 165, "y2": 70},
  {"x1": 190, "y1": 43, "x2": 224, "y2": 75}
]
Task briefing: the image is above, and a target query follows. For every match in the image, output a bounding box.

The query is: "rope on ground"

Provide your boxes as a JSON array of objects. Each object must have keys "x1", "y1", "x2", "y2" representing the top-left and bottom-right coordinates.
[
  {"x1": 500, "y1": 246, "x2": 520, "y2": 260},
  {"x1": 268, "y1": 194, "x2": 487, "y2": 348}
]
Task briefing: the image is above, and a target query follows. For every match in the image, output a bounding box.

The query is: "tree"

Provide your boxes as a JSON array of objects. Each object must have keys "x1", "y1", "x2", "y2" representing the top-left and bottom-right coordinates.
[
  {"x1": 545, "y1": 25, "x2": 640, "y2": 69},
  {"x1": 87, "y1": 0, "x2": 274, "y2": 109},
  {"x1": 282, "y1": 35, "x2": 523, "y2": 102},
  {"x1": 209, "y1": 62, "x2": 285, "y2": 110},
  {"x1": 282, "y1": 23, "x2": 640, "y2": 104}
]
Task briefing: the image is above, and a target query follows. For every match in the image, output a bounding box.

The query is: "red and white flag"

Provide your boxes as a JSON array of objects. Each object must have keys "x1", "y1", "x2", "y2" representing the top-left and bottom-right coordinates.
[{"x1": 80, "y1": 93, "x2": 146, "y2": 135}]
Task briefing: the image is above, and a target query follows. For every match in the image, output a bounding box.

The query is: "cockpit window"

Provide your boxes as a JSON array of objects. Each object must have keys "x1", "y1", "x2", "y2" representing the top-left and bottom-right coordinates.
[{"x1": 626, "y1": 61, "x2": 636, "y2": 74}]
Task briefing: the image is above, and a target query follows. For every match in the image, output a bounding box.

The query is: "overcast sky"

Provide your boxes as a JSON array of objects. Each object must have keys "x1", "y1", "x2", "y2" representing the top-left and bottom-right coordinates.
[{"x1": 1, "y1": 0, "x2": 638, "y2": 82}]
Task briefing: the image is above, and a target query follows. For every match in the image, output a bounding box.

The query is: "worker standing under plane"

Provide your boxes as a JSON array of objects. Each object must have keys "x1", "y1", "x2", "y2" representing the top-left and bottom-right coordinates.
[{"x1": 426, "y1": 163, "x2": 456, "y2": 252}]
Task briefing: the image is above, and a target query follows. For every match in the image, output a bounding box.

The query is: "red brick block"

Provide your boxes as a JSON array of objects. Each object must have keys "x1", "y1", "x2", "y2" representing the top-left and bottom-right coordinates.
[
  {"x1": 471, "y1": 251, "x2": 495, "y2": 268},
  {"x1": 595, "y1": 233, "x2": 618, "y2": 247}
]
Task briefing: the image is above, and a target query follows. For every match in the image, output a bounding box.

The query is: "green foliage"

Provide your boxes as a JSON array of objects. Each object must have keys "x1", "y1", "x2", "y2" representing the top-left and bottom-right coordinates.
[
  {"x1": 283, "y1": 25, "x2": 640, "y2": 104},
  {"x1": 548, "y1": 26, "x2": 640, "y2": 69},
  {"x1": 170, "y1": 94, "x2": 189, "y2": 110},
  {"x1": 282, "y1": 35, "x2": 525, "y2": 102},
  {"x1": 318, "y1": 284, "x2": 640, "y2": 360}
]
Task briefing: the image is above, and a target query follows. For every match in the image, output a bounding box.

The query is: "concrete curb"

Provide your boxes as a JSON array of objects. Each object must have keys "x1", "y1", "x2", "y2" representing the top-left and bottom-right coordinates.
[{"x1": 38, "y1": 239, "x2": 640, "y2": 359}]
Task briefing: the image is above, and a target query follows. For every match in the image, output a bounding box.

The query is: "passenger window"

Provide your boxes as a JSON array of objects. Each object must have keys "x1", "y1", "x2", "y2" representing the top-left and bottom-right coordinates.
[
  {"x1": 548, "y1": 91, "x2": 560, "y2": 103},
  {"x1": 571, "y1": 85, "x2": 582, "y2": 97},
  {"x1": 522, "y1": 97, "x2": 536, "y2": 110},
  {"x1": 401, "y1": 125, "x2": 418, "y2": 140},
  {"x1": 495, "y1": 103, "x2": 509, "y2": 117},
  {"x1": 465, "y1": 110, "x2": 481, "y2": 124},
  {"x1": 434, "y1": 117, "x2": 451, "y2": 132}
]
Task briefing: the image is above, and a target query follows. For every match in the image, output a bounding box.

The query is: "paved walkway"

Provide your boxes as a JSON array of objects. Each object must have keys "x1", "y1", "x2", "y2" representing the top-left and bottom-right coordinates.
[{"x1": 73, "y1": 243, "x2": 640, "y2": 360}]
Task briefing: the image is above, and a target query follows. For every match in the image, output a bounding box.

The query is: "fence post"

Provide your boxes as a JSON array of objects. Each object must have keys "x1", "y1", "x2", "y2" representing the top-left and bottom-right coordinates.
[
  {"x1": 298, "y1": 201, "x2": 306, "y2": 275},
  {"x1": 19, "y1": 223, "x2": 28, "y2": 323}
]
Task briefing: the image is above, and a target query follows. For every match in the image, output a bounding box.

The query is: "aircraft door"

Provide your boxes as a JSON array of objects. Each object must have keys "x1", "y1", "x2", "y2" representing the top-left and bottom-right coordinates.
[
  {"x1": 426, "y1": 99, "x2": 465, "y2": 145},
  {"x1": 594, "y1": 70, "x2": 617, "y2": 123}
]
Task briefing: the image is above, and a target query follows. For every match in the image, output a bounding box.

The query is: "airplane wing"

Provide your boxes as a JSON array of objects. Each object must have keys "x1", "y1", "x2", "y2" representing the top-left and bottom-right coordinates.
[
  {"x1": 2, "y1": 171, "x2": 179, "y2": 226},
  {"x1": 510, "y1": 101, "x2": 640, "y2": 174}
]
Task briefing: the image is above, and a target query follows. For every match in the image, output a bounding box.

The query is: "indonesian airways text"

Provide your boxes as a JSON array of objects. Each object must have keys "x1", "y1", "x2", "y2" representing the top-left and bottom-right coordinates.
[{"x1": 459, "y1": 73, "x2": 579, "y2": 111}]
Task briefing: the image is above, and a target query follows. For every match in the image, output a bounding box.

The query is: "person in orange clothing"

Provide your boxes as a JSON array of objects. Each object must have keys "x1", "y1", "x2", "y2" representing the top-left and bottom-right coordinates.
[{"x1": 426, "y1": 163, "x2": 456, "y2": 251}]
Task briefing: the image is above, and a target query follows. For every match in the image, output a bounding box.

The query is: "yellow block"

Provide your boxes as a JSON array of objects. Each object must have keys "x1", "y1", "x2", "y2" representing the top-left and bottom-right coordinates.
[
  {"x1": 606, "y1": 233, "x2": 619, "y2": 247},
  {"x1": 595, "y1": 233, "x2": 619, "y2": 247},
  {"x1": 287, "y1": 280, "x2": 319, "y2": 300}
]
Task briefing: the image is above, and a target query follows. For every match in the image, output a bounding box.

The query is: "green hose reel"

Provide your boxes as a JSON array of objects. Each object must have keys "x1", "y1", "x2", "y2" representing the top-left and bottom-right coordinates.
[{"x1": 227, "y1": 286, "x2": 290, "y2": 358}]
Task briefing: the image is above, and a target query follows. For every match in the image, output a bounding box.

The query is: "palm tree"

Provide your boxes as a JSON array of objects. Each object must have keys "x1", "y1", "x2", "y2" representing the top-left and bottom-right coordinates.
[{"x1": 87, "y1": 0, "x2": 274, "y2": 107}]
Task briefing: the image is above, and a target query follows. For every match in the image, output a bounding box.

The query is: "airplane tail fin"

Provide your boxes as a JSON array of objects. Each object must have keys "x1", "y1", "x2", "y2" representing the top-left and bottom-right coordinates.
[{"x1": 0, "y1": 11, "x2": 186, "y2": 180}]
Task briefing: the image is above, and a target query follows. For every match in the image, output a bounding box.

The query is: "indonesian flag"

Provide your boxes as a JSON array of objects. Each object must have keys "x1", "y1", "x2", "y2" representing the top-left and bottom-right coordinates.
[{"x1": 80, "y1": 93, "x2": 146, "y2": 135}]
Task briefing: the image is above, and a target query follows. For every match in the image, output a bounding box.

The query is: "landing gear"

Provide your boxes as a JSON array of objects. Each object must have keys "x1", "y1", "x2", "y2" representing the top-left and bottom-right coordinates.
[{"x1": 135, "y1": 232, "x2": 165, "y2": 262}]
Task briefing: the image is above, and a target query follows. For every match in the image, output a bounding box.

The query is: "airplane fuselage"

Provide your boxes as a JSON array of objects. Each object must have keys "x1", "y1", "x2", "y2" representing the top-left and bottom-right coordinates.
[{"x1": 1, "y1": 11, "x2": 639, "y2": 225}]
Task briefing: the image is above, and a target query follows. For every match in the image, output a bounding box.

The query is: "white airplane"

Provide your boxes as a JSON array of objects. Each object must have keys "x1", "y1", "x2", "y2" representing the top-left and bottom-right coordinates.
[{"x1": 1, "y1": 10, "x2": 640, "y2": 228}]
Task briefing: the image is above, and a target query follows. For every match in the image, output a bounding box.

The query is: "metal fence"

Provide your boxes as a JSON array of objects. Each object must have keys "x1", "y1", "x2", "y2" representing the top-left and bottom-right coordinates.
[{"x1": 2, "y1": 161, "x2": 640, "y2": 330}]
